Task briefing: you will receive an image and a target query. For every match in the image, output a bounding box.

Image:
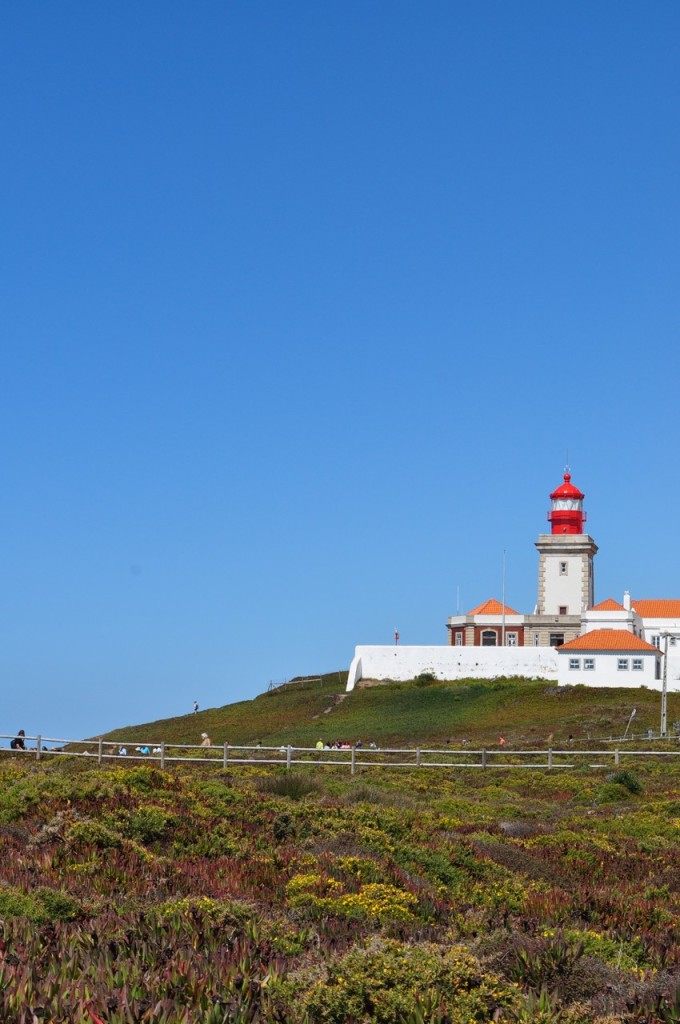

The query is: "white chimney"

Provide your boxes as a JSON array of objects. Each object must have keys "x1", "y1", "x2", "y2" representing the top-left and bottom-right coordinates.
[{"x1": 623, "y1": 591, "x2": 631, "y2": 610}]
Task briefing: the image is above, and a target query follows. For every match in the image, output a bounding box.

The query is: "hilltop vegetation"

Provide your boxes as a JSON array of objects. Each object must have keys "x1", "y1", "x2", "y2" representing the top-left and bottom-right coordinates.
[
  {"x1": 103, "y1": 672, "x2": 680, "y2": 749},
  {"x1": 0, "y1": 675, "x2": 679, "y2": 1022}
]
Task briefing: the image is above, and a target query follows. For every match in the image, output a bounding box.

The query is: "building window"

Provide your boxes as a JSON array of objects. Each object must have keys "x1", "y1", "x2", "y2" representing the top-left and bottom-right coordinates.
[
  {"x1": 559, "y1": 606, "x2": 567, "y2": 615},
  {"x1": 632, "y1": 658, "x2": 643, "y2": 670},
  {"x1": 481, "y1": 629, "x2": 497, "y2": 646},
  {"x1": 568, "y1": 658, "x2": 580, "y2": 670},
  {"x1": 533, "y1": 633, "x2": 540, "y2": 646},
  {"x1": 652, "y1": 636, "x2": 661, "y2": 649},
  {"x1": 550, "y1": 633, "x2": 565, "y2": 647},
  {"x1": 584, "y1": 658, "x2": 595, "y2": 670},
  {"x1": 506, "y1": 632, "x2": 518, "y2": 646},
  {"x1": 455, "y1": 632, "x2": 463, "y2": 646},
  {"x1": 559, "y1": 562, "x2": 568, "y2": 576},
  {"x1": 617, "y1": 658, "x2": 629, "y2": 671}
]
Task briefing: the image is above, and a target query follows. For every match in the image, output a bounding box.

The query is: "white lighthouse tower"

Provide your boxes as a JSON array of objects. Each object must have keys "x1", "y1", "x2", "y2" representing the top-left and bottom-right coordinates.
[{"x1": 526, "y1": 471, "x2": 598, "y2": 647}]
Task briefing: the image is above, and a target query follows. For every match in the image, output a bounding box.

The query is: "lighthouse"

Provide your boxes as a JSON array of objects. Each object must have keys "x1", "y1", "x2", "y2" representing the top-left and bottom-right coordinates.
[{"x1": 530, "y1": 470, "x2": 598, "y2": 645}]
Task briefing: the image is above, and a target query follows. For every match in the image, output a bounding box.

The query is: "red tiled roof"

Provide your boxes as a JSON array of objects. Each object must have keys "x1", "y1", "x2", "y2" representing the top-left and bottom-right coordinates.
[
  {"x1": 467, "y1": 598, "x2": 521, "y2": 616},
  {"x1": 590, "y1": 598, "x2": 626, "y2": 612},
  {"x1": 560, "y1": 629, "x2": 658, "y2": 653},
  {"x1": 632, "y1": 600, "x2": 680, "y2": 618}
]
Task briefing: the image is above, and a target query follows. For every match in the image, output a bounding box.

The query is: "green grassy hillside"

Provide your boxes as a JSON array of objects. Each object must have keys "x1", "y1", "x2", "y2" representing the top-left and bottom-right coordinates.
[{"x1": 102, "y1": 671, "x2": 680, "y2": 749}]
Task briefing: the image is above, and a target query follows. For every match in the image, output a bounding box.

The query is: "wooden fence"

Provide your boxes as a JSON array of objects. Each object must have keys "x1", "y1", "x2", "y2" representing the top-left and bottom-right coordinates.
[{"x1": 2, "y1": 734, "x2": 680, "y2": 774}]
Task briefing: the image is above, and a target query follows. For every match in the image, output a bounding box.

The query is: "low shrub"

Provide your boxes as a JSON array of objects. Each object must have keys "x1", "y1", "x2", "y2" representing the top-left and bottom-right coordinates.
[
  {"x1": 67, "y1": 819, "x2": 122, "y2": 849},
  {"x1": 123, "y1": 806, "x2": 174, "y2": 844},
  {"x1": 258, "y1": 772, "x2": 322, "y2": 800},
  {"x1": 273, "y1": 812, "x2": 296, "y2": 841},
  {"x1": 414, "y1": 672, "x2": 438, "y2": 687},
  {"x1": 607, "y1": 769, "x2": 643, "y2": 795},
  {"x1": 270, "y1": 939, "x2": 521, "y2": 1023},
  {"x1": 0, "y1": 885, "x2": 80, "y2": 923},
  {"x1": 595, "y1": 782, "x2": 633, "y2": 804}
]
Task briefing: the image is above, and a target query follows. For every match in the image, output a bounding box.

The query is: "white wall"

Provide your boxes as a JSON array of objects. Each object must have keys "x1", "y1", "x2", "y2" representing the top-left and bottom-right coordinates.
[
  {"x1": 640, "y1": 618, "x2": 680, "y2": 647},
  {"x1": 638, "y1": 621, "x2": 680, "y2": 687},
  {"x1": 346, "y1": 645, "x2": 680, "y2": 693},
  {"x1": 556, "y1": 650, "x2": 672, "y2": 690},
  {"x1": 668, "y1": 655, "x2": 680, "y2": 687},
  {"x1": 346, "y1": 645, "x2": 558, "y2": 691},
  {"x1": 581, "y1": 611, "x2": 636, "y2": 634}
]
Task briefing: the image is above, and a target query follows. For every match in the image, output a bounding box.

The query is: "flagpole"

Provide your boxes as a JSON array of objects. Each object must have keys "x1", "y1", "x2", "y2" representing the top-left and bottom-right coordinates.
[{"x1": 501, "y1": 550, "x2": 506, "y2": 646}]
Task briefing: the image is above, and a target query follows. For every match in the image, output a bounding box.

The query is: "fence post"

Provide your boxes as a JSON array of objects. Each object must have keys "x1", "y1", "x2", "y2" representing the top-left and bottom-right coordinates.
[
  {"x1": 98, "y1": 738, "x2": 103, "y2": 765},
  {"x1": 548, "y1": 747, "x2": 553, "y2": 769},
  {"x1": 286, "y1": 745, "x2": 292, "y2": 771},
  {"x1": 160, "y1": 742, "x2": 166, "y2": 770},
  {"x1": 614, "y1": 748, "x2": 620, "y2": 767},
  {"x1": 351, "y1": 746, "x2": 356, "y2": 776},
  {"x1": 36, "y1": 736, "x2": 41, "y2": 762},
  {"x1": 482, "y1": 748, "x2": 487, "y2": 769},
  {"x1": 223, "y1": 742, "x2": 229, "y2": 768},
  {"x1": 416, "y1": 746, "x2": 421, "y2": 767}
]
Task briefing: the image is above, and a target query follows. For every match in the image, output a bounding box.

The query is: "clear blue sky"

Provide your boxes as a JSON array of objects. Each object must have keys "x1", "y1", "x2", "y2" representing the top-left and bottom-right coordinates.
[{"x1": 2, "y1": 3, "x2": 679, "y2": 740}]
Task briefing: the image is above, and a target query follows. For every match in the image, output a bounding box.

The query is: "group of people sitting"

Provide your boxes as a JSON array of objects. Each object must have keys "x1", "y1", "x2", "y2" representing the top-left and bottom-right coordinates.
[
  {"x1": 117, "y1": 745, "x2": 163, "y2": 756},
  {"x1": 117, "y1": 734, "x2": 212, "y2": 756},
  {"x1": 315, "y1": 739, "x2": 377, "y2": 750}
]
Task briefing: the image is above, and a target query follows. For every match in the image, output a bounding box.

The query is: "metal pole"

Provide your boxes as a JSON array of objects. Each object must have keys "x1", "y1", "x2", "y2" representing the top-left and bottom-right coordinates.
[
  {"x1": 482, "y1": 748, "x2": 487, "y2": 769},
  {"x1": 614, "y1": 748, "x2": 620, "y2": 767},
  {"x1": 286, "y1": 745, "x2": 292, "y2": 770},
  {"x1": 662, "y1": 634, "x2": 669, "y2": 739},
  {"x1": 36, "y1": 735, "x2": 41, "y2": 762},
  {"x1": 223, "y1": 742, "x2": 229, "y2": 768},
  {"x1": 416, "y1": 746, "x2": 421, "y2": 767},
  {"x1": 98, "y1": 738, "x2": 103, "y2": 765},
  {"x1": 351, "y1": 746, "x2": 356, "y2": 775},
  {"x1": 160, "y1": 742, "x2": 166, "y2": 770},
  {"x1": 501, "y1": 550, "x2": 506, "y2": 646},
  {"x1": 548, "y1": 747, "x2": 553, "y2": 769}
]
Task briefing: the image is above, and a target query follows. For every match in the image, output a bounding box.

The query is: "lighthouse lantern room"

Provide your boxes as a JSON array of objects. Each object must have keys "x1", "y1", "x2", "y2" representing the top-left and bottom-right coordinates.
[{"x1": 548, "y1": 472, "x2": 586, "y2": 535}]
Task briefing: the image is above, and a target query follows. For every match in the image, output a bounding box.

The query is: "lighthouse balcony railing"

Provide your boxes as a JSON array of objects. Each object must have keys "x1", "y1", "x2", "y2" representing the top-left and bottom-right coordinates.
[{"x1": 547, "y1": 511, "x2": 587, "y2": 523}]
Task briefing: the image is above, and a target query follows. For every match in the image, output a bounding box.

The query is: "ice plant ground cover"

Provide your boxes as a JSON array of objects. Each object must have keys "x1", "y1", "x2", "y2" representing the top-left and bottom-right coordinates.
[{"x1": 0, "y1": 752, "x2": 679, "y2": 1022}]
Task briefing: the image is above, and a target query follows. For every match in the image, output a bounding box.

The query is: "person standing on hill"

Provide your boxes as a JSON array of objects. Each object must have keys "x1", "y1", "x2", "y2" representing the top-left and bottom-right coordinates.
[{"x1": 200, "y1": 732, "x2": 212, "y2": 747}]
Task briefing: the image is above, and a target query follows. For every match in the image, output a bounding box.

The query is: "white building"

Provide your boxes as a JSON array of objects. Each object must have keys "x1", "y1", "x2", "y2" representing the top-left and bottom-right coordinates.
[
  {"x1": 556, "y1": 629, "x2": 661, "y2": 689},
  {"x1": 346, "y1": 471, "x2": 680, "y2": 694}
]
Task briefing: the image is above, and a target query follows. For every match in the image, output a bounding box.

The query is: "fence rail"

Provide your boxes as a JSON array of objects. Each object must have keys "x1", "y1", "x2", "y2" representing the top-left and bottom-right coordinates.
[{"x1": 2, "y1": 735, "x2": 680, "y2": 774}]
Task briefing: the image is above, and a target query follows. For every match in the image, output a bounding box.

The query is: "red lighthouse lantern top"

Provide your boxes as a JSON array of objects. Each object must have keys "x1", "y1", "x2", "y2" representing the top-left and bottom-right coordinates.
[{"x1": 547, "y1": 471, "x2": 586, "y2": 534}]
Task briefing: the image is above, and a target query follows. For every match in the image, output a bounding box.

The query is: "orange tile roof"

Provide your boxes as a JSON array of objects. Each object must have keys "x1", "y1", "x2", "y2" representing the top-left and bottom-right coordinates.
[
  {"x1": 632, "y1": 600, "x2": 680, "y2": 618},
  {"x1": 590, "y1": 598, "x2": 626, "y2": 612},
  {"x1": 467, "y1": 598, "x2": 521, "y2": 616},
  {"x1": 560, "y1": 629, "x2": 658, "y2": 653}
]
